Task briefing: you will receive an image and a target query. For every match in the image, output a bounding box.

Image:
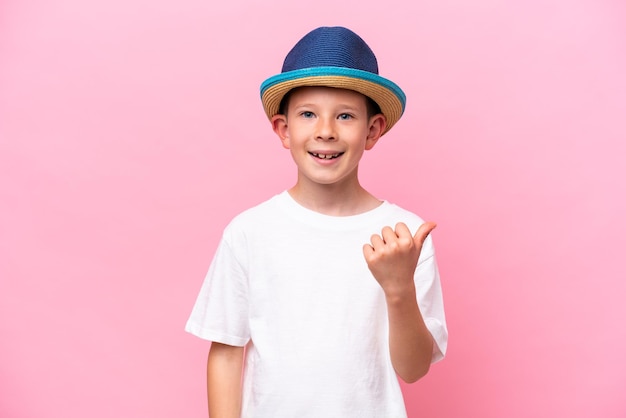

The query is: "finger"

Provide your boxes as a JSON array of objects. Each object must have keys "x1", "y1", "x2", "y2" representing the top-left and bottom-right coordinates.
[
  {"x1": 413, "y1": 221, "x2": 437, "y2": 247},
  {"x1": 362, "y1": 243, "x2": 374, "y2": 260},
  {"x1": 394, "y1": 222, "x2": 412, "y2": 239},
  {"x1": 380, "y1": 226, "x2": 397, "y2": 244},
  {"x1": 369, "y1": 233, "x2": 385, "y2": 249}
]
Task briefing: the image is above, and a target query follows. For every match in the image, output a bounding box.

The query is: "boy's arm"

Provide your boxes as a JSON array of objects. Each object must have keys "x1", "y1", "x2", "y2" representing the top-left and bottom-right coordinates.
[
  {"x1": 207, "y1": 342, "x2": 245, "y2": 418},
  {"x1": 363, "y1": 222, "x2": 437, "y2": 383}
]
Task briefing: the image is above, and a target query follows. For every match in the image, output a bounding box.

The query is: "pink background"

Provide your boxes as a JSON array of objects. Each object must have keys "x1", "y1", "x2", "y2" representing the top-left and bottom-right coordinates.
[{"x1": 1, "y1": 0, "x2": 625, "y2": 417}]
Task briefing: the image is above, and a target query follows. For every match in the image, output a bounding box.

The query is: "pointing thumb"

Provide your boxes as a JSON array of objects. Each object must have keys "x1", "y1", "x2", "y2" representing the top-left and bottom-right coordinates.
[{"x1": 413, "y1": 221, "x2": 437, "y2": 247}]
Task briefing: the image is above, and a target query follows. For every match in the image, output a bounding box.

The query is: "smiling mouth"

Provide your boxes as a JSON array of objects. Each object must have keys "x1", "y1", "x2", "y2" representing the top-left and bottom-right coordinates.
[{"x1": 309, "y1": 152, "x2": 343, "y2": 160}]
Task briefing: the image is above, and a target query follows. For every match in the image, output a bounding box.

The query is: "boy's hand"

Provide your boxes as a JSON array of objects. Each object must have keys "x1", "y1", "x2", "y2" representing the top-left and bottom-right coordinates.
[{"x1": 363, "y1": 222, "x2": 436, "y2": 297}]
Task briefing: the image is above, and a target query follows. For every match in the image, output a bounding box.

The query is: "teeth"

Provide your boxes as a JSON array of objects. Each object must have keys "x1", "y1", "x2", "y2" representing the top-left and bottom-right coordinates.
[{"x1": 312, "y1": 153, "x2": 340, "y2": 159}]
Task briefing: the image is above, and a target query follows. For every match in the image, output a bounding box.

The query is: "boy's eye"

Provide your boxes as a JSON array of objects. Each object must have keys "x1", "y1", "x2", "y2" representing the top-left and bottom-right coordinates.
[
  {"x1": 338, "y1": 113, "x2": 352, "y2": 120},
  {"x1": 301, "y1": 111, "x2": 314, "y2": 118}
]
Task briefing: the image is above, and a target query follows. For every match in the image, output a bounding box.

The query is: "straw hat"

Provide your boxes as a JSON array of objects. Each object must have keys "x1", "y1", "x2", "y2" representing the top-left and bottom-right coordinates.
[{"x1": 260, "y1": 26, "x2": 406, "y2": 135}]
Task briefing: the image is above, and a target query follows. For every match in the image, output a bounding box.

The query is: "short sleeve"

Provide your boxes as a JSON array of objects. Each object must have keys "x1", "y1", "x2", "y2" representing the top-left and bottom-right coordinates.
[
  {"x1": 414, "y1": 246, "x2": 448, "y2": 363},
  {"x1": 185, "y1": 233, "x2": 250, "y2": 347}
]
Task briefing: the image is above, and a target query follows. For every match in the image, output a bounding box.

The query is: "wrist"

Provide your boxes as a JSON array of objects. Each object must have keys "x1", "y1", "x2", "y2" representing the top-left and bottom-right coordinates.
[{"x1": 383, "y1": 283, "x2": 417, "y2": 306}]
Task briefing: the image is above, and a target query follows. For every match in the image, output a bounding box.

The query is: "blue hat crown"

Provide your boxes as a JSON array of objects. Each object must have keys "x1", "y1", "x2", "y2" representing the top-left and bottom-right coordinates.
[{"x1": 282, "y1": 26, "x2": 379, "y2": 74}]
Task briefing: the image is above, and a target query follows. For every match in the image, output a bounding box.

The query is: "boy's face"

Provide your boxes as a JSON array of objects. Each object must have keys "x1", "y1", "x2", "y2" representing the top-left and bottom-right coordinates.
[{"x1": 271, "y1": 86, "x2": 386, "y2": 190}]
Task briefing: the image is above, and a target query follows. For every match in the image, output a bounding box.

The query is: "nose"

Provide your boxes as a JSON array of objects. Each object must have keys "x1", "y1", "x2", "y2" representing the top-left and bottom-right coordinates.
[{"x1": 315, "y1": 116, "x2": 336, "y2": 141}]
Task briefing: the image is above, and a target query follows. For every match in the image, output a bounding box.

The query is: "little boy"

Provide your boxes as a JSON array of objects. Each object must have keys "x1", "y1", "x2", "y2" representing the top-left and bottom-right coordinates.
[{"x1": 186, "y1": 26, "x2": 447, "y2": 418}]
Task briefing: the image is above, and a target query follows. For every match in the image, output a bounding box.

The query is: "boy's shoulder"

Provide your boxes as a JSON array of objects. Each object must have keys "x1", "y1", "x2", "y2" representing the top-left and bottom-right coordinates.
[
  {"x1": 220, "y1": 192, "x2": 286, "y2": 236},
  {"x1": 229, "y1": 193, "x2": 284, "y2": 223}
]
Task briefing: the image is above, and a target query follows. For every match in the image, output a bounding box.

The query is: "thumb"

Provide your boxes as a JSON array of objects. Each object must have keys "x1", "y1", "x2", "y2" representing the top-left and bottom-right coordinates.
[{"x1": 413, "y1": 221, "x2": 437, "y2": 247}]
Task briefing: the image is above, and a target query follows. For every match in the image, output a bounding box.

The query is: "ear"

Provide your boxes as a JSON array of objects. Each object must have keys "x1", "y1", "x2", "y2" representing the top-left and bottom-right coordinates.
[
  {"x1": 271, "y1": 114, "x2": 290, "y2": 149},
  {"x1": 364, "y1": 114, "x2": 386, "y2": 151}
]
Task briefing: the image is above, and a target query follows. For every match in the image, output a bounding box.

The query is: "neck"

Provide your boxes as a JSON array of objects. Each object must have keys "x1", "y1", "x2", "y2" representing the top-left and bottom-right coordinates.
[{"x1": 287, "y1": 177, "x2": 382, "y2": 216}]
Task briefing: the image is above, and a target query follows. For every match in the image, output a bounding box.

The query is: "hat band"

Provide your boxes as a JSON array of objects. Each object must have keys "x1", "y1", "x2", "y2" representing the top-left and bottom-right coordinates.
[{"x1": 260, "y1": 66, "x2": 406, "y2": 108}]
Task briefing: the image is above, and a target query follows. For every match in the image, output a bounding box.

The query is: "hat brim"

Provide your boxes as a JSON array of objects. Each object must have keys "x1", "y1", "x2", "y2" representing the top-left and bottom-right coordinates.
[{"x1": 261, "y1": 67, "x2": 406, "y2": 135}]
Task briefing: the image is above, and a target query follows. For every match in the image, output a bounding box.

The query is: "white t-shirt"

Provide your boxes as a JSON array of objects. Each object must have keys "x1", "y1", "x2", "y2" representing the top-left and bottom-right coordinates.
[{"x1": 186, "y1": 192, "x2": 448, "y2": 417}]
